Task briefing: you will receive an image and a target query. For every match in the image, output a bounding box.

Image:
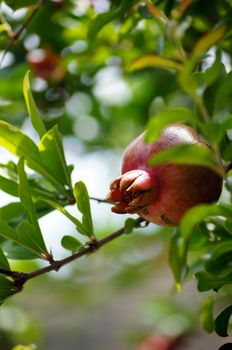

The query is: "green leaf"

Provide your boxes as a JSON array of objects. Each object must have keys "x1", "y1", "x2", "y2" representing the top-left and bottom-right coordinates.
[
  {"x1": 39, "y1": 126, "x2": 72, "y2": 189},
  {"x1": 41, "y1": 199, "x2": 87, "y2": 236},
  {"x1": 61, "y1": 235, "x2": 83, "y2": 253},
  {"x1": 124, "y1": 218, "x2": 139, "y2": 234},
  {"x1": 178, "y1": 26, "x2": 227, "y2": 97},
  {"x1": 5, "y1": 0, "x2": 35, "y2": 9},
  {"x1": 17, "y1": 158, "x2": 48, "y2": 257},
  {"x1": 17, "y1": 159, "x2": 39, "y2": 231},
  {"x1": 3, "y1": 242, "x2": 39, "y2": 260},
  {"x1": 177, "y1": 204, "x2": 232, "y2": 284},
  {"x1": 204, "y1": 241, "x2": 232, "y2": 277},
  {"x1": 0, "y1": 175, "x2": 18, "y2": 197},
  {"x1": 23, "y1": 71, "x2": 46, "y2": 138},
  {"x1": 200, "y1": 297, "x2": 215, "y2": 333},
  {"x1": 88, "y1": 0, "x2": 139, "y2": 40},
  {"x1": 193, "y1": 26, "x2": 227, "y2": 62},
  {"x1": 0, "y1": 245, "x2": 10, "y2": 270},
  {"x1": 180, "y1": 204, "x2": 232, "y2": 240},
  {"x1": 17, "y1": 221, "x2": 48, "y2": 258},
  {"x1": 0, "y1": 202, "x2": 27, "y2": 228},
  {"x1": 148, "y1": 143, "x2": 218, "y2": 170},
  {"x1": 0, "y1": 121, "x2": 65, "y2": 189},
  {"x1": 169, "y1": 229, "x2": 188, "y2": 288},
  {"x1": 129, "y1": 54, "x2": 183, "y2": 72},
  {"x1": 224, "y1": 220, "x2": 232, "y2": 235},
  {"x1": 145, "y1": 107, "x2": 193, "y2": 142},
  {"x1": 73, "y1": 181, "x2": 94, "y2": 238},
  {"x1": 0, "y1": 275, "x2": 15, "y2": 303},
  {"x1": 195, "y1": 271, "x2": 232, "y2": 292},
  {"x1": 0, "y1": 121, "x2": 41, "y2": 168},
  {"x1": 215, "y1": 305, "x2": 232, "y2": 337}
]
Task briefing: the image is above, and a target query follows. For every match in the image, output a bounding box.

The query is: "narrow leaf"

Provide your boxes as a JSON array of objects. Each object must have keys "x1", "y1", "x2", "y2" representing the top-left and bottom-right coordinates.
[
  {"x1": 39, "y1": 126, "x2": 72, "y2": 189},
  {"x1": 23, "y1": 71, "x2": 46, "y2": 138},
  {"x1": 0, "y1": 245, "x2": 10, "y2": 270},
  {"x1": 0, "y1": 218, "x2": 20, "y2": 243},
  {"x1": 200, "y1": 297, "x2": 215, "y2": 333},
  {"x1": 17, "y1": 158, "x2": 39, "y2": 231},
  {"x1": 17, "y1": 158, "x2": 48, "y2": 256},
  {"x1": 193, "y1": 26, "x2": 227, "y2": 61},
  {"x1": 74, "y1": 181, "x2": 94, "y2": 238},
  {"x1": 169, "y1": 229, "x2": 188, "y2": 287},
  {"x1": 215, "y1": 305, "x2": 232, "y2": 337},
  {"x1": 129, "y1": 54, "x2": 183, "y2": 72},
  {"x1": 88, "y1": 0, "x2": 139, "y2": 40},
  {"x1": 17, "y1": 221, "x2": 48, "y2": 258},
  {"x1": 145, "y1": 107, "x2": 193, "y2": 142},
  {"x1": 0, "y1": 275, "x2": 15, "y2": 303}
]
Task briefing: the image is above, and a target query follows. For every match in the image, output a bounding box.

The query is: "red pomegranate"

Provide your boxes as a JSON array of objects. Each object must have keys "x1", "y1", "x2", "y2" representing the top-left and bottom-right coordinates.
[
  {"x1": 107, "y1": 124, "x2": 222, "y2": 226},
  {"x1": 139, "y1": 334, "x2": 177, "y2": 350}
]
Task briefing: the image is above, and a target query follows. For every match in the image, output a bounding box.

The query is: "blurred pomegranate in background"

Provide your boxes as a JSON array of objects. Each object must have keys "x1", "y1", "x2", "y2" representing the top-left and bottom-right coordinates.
[
  {"x1": 139, "y1": 334, "x2": 177, "y2": 350},
  {"x1": 27, "y1": 48, "x2": 66, "y2": 82}
]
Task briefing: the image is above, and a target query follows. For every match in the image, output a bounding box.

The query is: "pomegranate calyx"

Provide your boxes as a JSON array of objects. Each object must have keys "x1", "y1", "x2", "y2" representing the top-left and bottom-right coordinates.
[{"x1": 107, "y1": 169, "x2": 157, "y2": 214}]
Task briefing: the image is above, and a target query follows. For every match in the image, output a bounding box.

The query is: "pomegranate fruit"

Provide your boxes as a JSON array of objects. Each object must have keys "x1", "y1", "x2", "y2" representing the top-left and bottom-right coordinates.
[
  {"x1": 107, "y1": 124, "x2": 222, "y2": 226},
  {"x1": 139, "y1": 334, "x2": 177, "y2": 350}
]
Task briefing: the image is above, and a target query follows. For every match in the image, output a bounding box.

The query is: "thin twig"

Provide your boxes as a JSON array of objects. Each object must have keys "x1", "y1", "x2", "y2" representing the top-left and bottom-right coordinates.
[
  {"x1": 0, "y1": 0, "x2": 46, "y2": 67},
  {"x1": 0, "y1": 217, "x2": 145, "y2": 289},
  {"x1": 89, "y1": 196, "x2": 113, "y2": 204}
]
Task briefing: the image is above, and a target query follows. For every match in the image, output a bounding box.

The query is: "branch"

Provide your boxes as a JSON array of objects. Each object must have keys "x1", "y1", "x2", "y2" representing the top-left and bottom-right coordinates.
[
  {"x1": 1, "y1": 217, "x2": 145, "y2": 290},
  {"x1": 0, "y1": 0, "x2": 46, "y2": 67}
]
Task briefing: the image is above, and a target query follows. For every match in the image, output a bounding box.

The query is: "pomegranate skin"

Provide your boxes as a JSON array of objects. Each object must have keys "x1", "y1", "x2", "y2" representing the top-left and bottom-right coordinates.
[{"x1": 107, "y1": 124, "x2": 223, "y2": 226}]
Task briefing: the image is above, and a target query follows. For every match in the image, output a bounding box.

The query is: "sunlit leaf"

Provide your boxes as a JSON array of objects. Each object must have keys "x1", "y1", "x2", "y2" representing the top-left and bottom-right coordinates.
[
  {"x1": 193, "y1": 26, "x2": 227, "y2": 61},
  {"x1": 0, "y1": 121, "x2": 61, "y2": 188},
  {"x1": 23, "y1": 71, "x2": 46, "y2": 138},
  {"x1": 200, "y1": 297, "x2": 215, "y2": 333},
  {"x1": 129, "y1": 54, "x2": 183, "y2": 72},
  {"x1": 145, "y1": 1, "x2": 167, "y2": 21},
  {"x1": 39, "y1": 125, "x2": 72, "y2": 189},
  {"x1": 215, "y1": 305, "x2": 232, "y2": 337},
  {"x1": 148, "y1": 143, "x2": 218, "y2": 170},
  {"x1": 74, "y1": 181, "x2": 94, "y2": 238},
  {"x1": 88, "y1": 0, "x2": 139, "y2": 40},
  {"x1": 0, "y1": 121, "x2": 41, "y2": 168},
  {"x1": 145, "y1": 107, "x2": 193, "y2": 142},
  {"x1": 61, "y1": 235, "x2": 83, "y2": 253}
]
